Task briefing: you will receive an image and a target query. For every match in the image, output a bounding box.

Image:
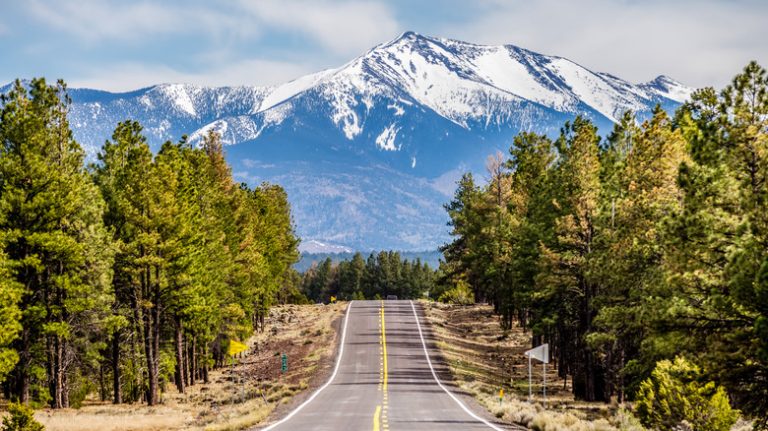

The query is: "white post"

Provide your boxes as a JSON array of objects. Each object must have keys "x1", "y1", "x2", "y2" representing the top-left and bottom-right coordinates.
[
  {"x1": 528, "y1": 354, "x2": 532, "y2": 402},
  {"x1": 543, "y1": 362, "x2": 547, "y2": 402}
]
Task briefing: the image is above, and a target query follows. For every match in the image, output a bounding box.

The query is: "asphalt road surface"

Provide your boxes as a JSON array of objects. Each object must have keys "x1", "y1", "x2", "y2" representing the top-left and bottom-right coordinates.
[{"x1": 259, "y1": 300, "x2": 511, "y2": 431}]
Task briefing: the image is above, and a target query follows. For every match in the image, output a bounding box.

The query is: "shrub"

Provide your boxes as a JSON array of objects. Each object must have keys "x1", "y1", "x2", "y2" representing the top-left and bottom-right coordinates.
[
  {"x1": 635, "y1": 357, "x2": 738, "y2": 431},
  {"x1": 1, "y1": 403, "x2": 44, "y2": 431},
  {"x1": 438, "y1": 280, "x2": 474, "y2": 305}
]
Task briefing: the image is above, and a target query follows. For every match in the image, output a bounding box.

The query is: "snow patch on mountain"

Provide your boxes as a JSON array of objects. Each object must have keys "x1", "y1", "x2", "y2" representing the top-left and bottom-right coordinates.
[
  {"x1": 471, "y1": 46, "x2": 568, "y2": 109},
  {"x1": 376, "y1": 124, "x2": 400, "y2": 151},
  {"x1": 159, "y1": 84, "x2": 198, "y2": 117},
  {"x1": 298, "y1": 240, "x2": 353, "y2": 254},
  {"x1": 641, "y1": 75, "x2": 694, "y2": 103},
  {"x1": 259, "y1": 69, "x2": 336, "y2": 112}
]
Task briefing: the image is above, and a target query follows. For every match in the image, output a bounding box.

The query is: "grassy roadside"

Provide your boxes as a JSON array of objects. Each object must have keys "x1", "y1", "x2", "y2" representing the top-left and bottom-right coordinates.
[
  {"x1": 422, "y1": 301, "x2": 646, "y2": 431},
  {"x1": 29, "y1": 303, "x2": 346, "y2": 431}
]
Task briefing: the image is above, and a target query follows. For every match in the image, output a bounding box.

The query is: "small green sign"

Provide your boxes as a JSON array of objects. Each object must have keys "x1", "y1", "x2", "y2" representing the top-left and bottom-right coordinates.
[{"x1": 281, "y1": 353, "x2": 288, "y2": 373}]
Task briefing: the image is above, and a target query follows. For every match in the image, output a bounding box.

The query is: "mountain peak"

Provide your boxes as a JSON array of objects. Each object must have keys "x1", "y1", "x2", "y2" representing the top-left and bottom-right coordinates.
[
  {"x1": 641, "y1": 75, "x2": 692, "y2": 103},
  {"x1": 649, "y1": 74, "x2": 681, "y2": 85},
  {"x1": 2, "y1": 33, "x2": 696, "y2": 251},
  {"x1": 384, "y1": 30, "x2": 433, "y2": 48}
]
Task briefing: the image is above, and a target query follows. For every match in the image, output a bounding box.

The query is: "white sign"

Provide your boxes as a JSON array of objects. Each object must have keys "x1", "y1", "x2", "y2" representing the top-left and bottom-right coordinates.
[
  {"x1": 524, "y1": 343, "x2": 549, "y2": 402},
  {"x1": 524, "y1": 343, "x2": 549, "y2": 364}
]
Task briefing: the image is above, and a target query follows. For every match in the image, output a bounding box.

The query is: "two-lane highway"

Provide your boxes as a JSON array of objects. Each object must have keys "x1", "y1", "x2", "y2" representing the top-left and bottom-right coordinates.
[{"x1": 259, "y1": 300, "x2": 508, "y2": 430}]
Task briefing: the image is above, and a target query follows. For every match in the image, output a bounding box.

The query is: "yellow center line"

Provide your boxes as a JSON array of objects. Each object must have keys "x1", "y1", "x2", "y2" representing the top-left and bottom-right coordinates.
[
  {"x1": 381, "y1": 301, "x2": 388, "y2": 393},
  {"x1": 373, "y1": 405, "x2": 381, "y2": 431},
  {"x1": 369, "y1": 302, "x2": 391, "y2": 430}
]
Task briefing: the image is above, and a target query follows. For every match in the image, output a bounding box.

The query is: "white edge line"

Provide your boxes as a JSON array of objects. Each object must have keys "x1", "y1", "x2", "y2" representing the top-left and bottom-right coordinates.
[
  {"x1": 261, "y1": 301, "x2": 353, "y2": 430},
  {"x1": 410, "y1": 300, "x2": 505, "y2": 431}
]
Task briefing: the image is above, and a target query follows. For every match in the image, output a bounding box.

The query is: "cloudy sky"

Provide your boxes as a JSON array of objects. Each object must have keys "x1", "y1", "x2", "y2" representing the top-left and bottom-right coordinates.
[{"x1": 1, "y1": 0, "x2": 765, "y2": 91}]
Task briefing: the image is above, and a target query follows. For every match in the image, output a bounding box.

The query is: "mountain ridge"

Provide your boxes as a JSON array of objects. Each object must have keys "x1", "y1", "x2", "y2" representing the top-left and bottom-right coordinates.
[{"x1": 1, "y1": 32, "x2": 694, "y2": 251}]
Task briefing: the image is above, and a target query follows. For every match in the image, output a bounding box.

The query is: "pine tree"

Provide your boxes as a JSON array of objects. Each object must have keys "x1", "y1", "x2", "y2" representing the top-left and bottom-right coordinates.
[
  {"x1": 536, "y1": 116, "x2": 604, "y2": 401},
  {"x1": 589, "y1": 108, "x2": 687, "y2": 401},
  {"x1": 650, "y1": 62, "x2": 768, "y2": 424},
  {"x1": 93, "y1": 120, "x2": 166, "y2": 405},
  {"x1": 0, "y1": 78, "x2": 113, "y2": 407},
  {"x1": 0, "y1": 247, "x2": 22, "y2": 384},
  {"x1": 506, "y1": 132, "x2": 557, "y2": 329}
]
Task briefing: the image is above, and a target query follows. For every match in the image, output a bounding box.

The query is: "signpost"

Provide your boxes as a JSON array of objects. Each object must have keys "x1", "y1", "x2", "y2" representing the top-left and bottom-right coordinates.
[
  {"x1": 281, "y1": 353, "x2": 288, "y2": 373},
  {"x1": 227, "y1": 340, "x2": 248, "y2": 405},
  {"x1": 524, "y1": 343, "x2": 549, "y2": 402},
  {"x1": 499, "y1": 388, "x2": 504, "y2": 406}
]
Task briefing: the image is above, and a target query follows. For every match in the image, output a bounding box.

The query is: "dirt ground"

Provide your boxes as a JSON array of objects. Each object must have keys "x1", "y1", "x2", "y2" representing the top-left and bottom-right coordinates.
[
  {"x1": 423, "y1": 301, "x2": 568, "y2": 399},
  {"x1": 422, "y1": 301, "x2": 645, "y2": 430},
  {"x1": 32, "y1": 303, "x2": 346, "y2": 431}
]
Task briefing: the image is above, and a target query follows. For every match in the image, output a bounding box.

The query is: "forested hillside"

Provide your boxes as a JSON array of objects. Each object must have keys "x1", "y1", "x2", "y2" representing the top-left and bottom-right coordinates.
[
  {"x1": 0, "y1": 79, "x2": 298, "y2": 408},
  {"x1": 439, "y1": 61, "x2": 768, "y2": 428}
]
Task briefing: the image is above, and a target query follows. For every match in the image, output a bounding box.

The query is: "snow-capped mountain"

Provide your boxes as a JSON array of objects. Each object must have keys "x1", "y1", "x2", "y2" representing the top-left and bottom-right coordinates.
[
  {"x1": 4, "y1": 32, "x2": 693, "y2": 251},
  {"x1": 298, "y1": 240, "x2": 354, "y2": 254}
]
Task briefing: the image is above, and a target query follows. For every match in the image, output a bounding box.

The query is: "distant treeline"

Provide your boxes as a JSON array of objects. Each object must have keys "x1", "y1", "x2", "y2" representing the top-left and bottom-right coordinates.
[
  {"x1": 294, "y1": 250, "x2": 442, "y2": 272},
  {"x1": 440, "y1": 62, "x2": 768, "y2": 426},
  {"x1": 0, "y1": 79, "x2": 298, "y2": 408},
  {"x1": 288, "y1": 251, "x2": 437, "y2": 302}
]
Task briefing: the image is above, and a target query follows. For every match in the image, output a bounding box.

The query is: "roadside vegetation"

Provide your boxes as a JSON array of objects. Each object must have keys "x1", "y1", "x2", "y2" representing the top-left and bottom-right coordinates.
[
  {"x1": 0, "y1": 79, "x2": 299, "y2": 425},
  {"x1": 26, "y1": 303, "x2": 343, "y2": 431},
  {"x1": 425, "y1": 302, "x2": 754, "y2": 431},
  {"x1": 436, "y1": 61, "x2": 768, "y2": 429}
]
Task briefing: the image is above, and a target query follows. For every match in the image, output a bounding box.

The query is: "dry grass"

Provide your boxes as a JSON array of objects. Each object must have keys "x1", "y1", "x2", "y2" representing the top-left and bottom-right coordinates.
[
  {"x1": 422, "y1": 301, "x2": 648, "y2": 431},
  {"x1": 424, "y1": 302, "x2": 754, "y2": 431},
  {"x1": 32, "y1": 303, "x2": 346, "y2": 431}
]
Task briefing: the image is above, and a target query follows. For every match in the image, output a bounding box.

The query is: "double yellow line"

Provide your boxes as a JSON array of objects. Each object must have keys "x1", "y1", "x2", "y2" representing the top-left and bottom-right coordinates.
[{"x1": 374, "y1": 301, "x2": 389, "y2": 431}]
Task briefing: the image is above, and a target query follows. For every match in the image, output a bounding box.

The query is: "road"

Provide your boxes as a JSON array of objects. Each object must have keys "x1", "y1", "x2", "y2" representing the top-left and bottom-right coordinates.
[{"x1": 259, "y1": 300, "x2": 511, "y2": 431}]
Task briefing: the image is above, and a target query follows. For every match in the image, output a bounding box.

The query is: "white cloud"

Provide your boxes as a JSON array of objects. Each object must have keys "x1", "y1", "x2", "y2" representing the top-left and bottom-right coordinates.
[
  {"x1": 236, "y1": 0, "x2": 399, "y2": 56},
  {"x1": 69, "y1": 59, "x2": 313, "y2": 91},
  {"x1": 429, "y1": 168, "x2": 464, "y2": 197},
  {"x1": 443, "y1": 0, "x2": 768, "y2": 88},
  {"x1": 242, "y1": 159, "x2": 276, "y2": 169},
  {"x1": 232, "y1": 171, "x2": 262, "y2": 185},
  {"x1": 24, "y1": 0, "x2": 256, "y2": 43},
  {"x1": 21, "y1": 0, "x2": 399, "y2": 89},
  {"x1": 23, "y1": 0, "x2": 398, "y2": 57}
]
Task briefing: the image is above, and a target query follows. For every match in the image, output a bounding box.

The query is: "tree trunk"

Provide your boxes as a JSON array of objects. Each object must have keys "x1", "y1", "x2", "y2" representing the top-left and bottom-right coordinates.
[
  {"x1": 202, "y1": 343, "x2": 209, "y2": 384},
  {"x1": 99, "y1": 363, "x2": 107, "y2": 402},
  {"x1": 174, "y1": 317, "x2": 185, "y2": 394},
  {"x1": 47, "y1": 335, "x2": 56, "y2": 408},
  {"x1": 152, "y1": 272, "x2": 161, "y2": 401},
  {"x1": 142, "y1": 309, "x2": 157, "y2": 405},
  {"x1": 182, "y1": 336, "x2": 190, "y2": 388},
  {"x1": 141, "y1": 263, "x2": 158, "y2": 406},
  {"x1": 61, "y1": 346, "x2": 70, "y2": 409},
  {"x1": 55, "y1": 336, "x2": 64, "y2": 409},
  {"x1": 189, "y1": 336, "x2": 196, "y2": 386},
  {"x1": 112, "y1": 333, "x2": 122, "y2": 404}
]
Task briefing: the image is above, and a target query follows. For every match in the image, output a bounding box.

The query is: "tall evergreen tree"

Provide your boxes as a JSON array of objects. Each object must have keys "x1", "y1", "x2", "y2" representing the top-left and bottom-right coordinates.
[
  {"x1": 0, "y1": 79, "x2": 113, "y2": 407},
  {"x1": 536, "y1": 117, "x2": 604, "y2": 401},
  {"x1": 0, "y1": 247, "x2": 22, "y2": 385},
  {"x1": 589, "y1": 108, "x2": 687, "y2": 401}
]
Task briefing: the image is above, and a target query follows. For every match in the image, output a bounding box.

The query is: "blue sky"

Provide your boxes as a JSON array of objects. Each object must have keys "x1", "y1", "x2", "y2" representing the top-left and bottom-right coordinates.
[{"x1": 0, "y1": 0, "x2": 765, "y2": 91}]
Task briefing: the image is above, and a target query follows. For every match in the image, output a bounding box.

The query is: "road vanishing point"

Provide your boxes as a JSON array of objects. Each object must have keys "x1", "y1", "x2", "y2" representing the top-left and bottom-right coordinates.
[{"x1": 258, "y1": 300, "x2": 512, "y2": 431}]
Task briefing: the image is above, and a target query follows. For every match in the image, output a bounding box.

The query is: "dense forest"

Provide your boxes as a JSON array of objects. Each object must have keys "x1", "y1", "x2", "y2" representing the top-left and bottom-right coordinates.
[
  {"x1": 292, "y1": 251, "x2": 436, "y2": 303},
  {"x1": 440, "y1": 61, "x2": 768, "y2": 426},
  {"x1": 0, "y1": 79, "x2": 298, "y2": 408},
  {"x1": 293, "y1": 250, "x2": 442, "y2": 272}
]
